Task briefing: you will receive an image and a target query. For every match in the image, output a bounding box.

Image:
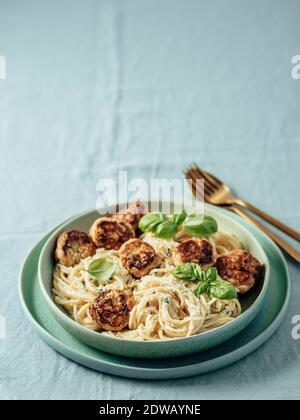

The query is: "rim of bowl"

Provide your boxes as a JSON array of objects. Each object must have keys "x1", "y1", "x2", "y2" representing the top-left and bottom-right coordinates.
[{"x1": 37, "y1": 202, "x2": 270, "y2": 345}]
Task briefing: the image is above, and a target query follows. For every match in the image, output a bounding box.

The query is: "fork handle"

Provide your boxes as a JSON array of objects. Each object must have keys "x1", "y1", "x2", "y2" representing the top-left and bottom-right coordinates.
[
  {"x1": 226, "y1": 198, "x2": 300, "y2": 242},
  {"x1": 228, "y1": 205, "x2": 300, "y2": 263}
]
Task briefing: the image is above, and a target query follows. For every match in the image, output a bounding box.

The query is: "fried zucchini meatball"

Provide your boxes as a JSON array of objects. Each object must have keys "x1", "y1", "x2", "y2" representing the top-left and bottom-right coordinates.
[
  {"x1": 174, "y1": 238, "x2": 217, "y2": 269},
  {"x1": 216, "y1": 249, "x2": 262, "y2": 294},
  {"x1": 116, "y1": 200, "x2": 145, "y2": 230},
  {"x1": 89, "y1": 289, "x2": 134, "y2": 331},
  {"x1": 119, "y1": 239, "x2": 161, "y2": 278},
  {"x1": 55, "y1": 230, "x2": 96, "y2": 267},
  {"x1": 89, "y1": 217, "x2": 135, "y2": 250}
]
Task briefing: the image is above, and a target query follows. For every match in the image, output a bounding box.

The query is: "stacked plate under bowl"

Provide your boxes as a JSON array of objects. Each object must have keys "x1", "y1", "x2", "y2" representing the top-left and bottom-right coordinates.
[{"x1": 19, "y1": 203, "x2": 290, "y2": 379}]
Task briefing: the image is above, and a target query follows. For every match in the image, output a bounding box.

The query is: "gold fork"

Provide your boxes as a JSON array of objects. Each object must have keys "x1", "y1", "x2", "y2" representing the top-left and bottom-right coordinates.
[
  {"x1": 185, "y1": 164, "x2": 300, "y2": 263},
  {"x1": 186, "y1": 163, "x2": 300, "y2": 242}
]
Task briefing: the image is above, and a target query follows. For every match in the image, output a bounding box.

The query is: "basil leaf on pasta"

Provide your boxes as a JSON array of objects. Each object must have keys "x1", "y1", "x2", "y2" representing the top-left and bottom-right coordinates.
[
  {"x1": 87, "y1": 258, "x2": 117, "y2": 282},
  {"x1": 139, "y1": 210, "x2": 217, "y2": 240},
  {"x1": 183, "y1": 214, "x2": 218, "y2": 237},
  {"x1": 200, "y1": 267, "x2": 217, "y2": 283},
  {"x1": 173, "y1": 263, "x2": 237, "y2": 300},
  {"x1": 209, "y1": 279, "x2": 237, "y2": 300},
  {"x1": 194, "y1": 281, "x2": 209, "y2": 296},
  {"x1": 172, "y1": 209, "x2": 187, "y2": 226},
  {"x1": 138, "y1": 213, "x2": 167, "y2": 232},
  {"x1": 156, "y1": 220, "x2": 178, "y2": 239},
  {"x1": 172, "y1": 263, "x2": 201, "y2": 282}
]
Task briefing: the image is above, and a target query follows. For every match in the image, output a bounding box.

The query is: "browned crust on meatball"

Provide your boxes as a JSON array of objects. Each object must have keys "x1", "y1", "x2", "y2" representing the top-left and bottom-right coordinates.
[
  {"x1": 173, "y1": 238, "x2": 217, "y2": 268},
  {"x1": 89, "y1": 289, "x2": 134, "y2": 331},
  {"x1": 115, "y1": 200, "x2": 146, "y2": 230},
  {"x1": 89, "y1": 217, "x2": 135, "y2": 250},
  {"x1": 216, "y1": 249, "x2": 262, "y2": 294},
  {"x1": 55, "y1": 230, "x2": 96, "y2": 267},
  {"x1": 119, "y1": 239, "x2": 161, "y2": 278}
]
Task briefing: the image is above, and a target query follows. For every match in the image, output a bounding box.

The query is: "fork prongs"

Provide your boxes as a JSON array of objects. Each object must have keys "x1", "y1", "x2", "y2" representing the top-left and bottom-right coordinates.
[
  {"x1": 191, "y1": 162, "x2": 221, "y2": 190},
  {"x1": 184, "y1": 171, "x2": 205, "y2": 201},
  {"x1": 184, "y1": 165, "x2": 208, "y2": 197},
  {"x1": 192, "y1": 162, "x2": 222, "y2": 187},
  {"x1": 184, "y1": 164, "x2": 217, "y2": 197}
]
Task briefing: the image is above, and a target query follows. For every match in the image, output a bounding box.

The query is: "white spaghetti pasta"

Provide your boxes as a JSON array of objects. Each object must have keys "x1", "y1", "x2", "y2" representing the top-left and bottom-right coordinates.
[
  {"x1": 53, "y1": 248, "x2": 135, "y2": 330},
  {"x1": 53, "y1": 231, "x2": 242, "y2": 340},
  {"x1": 211, "y1": 232, "x2": 243, "y2": 255}
]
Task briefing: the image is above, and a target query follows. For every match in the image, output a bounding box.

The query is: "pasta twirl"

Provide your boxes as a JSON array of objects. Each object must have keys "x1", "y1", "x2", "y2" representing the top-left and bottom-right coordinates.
[{"x1": 53, "y1": 231, "x2": 242, "y2": 340}]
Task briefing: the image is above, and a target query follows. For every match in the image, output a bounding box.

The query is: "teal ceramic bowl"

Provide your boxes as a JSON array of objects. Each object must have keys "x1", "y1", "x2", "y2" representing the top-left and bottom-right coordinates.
[{"x1": 38, "y1": 202, "x2": 270, "y2": 359}]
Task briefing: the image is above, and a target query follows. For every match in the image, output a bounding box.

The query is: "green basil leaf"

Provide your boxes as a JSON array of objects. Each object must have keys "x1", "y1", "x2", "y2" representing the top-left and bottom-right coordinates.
[
  {"x1": 156, "y1": 220, "x2": 178, "y2": 239},
  {"x1": 194, "y1": 281, "x2": 209, "y2": 296},
  {"x1": 183, "y1": 214, "x2": 218, "y2": 237},
  {"x1": 138, "y1": 213, "x2": 167, "y2": 232},
  {"x1": 87, "y1": 258, "x2": 117, "y2": 282},
  {"x1": 209, "y1": 278, "x2": 237, "y2": 300},
  {"x1": 172, "y1": 209, "x2": 187, "y2": 226},
  {"x1": 200, "y1": 267, "x2": 217, "y2": 283},
  {"x1": 172, "y1": 263, "x2": 201, "y2": 282}
]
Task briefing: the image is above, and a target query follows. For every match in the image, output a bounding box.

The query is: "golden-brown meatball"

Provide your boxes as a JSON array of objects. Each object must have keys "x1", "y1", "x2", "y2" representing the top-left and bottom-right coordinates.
[
  {"x1": 173, "y1": 238, "x2": 217, "y2": 269},
  {"x1": 216, "y1": 249, "x2": 262, "y2": 294},
  {"x1": 116, "y1": 200, "x2": 146, "y2": 230},
  {"x1": 55, "y1": 230, "x2": 96, "y2": 267},
  {"x1": 89, "y1": 217, "x2": 135, "y2": 250},
  {"x1": 89, "y1": 289, "x2": 134, "y2": 331},
  {"x1": 119, "y1": 238, "x2": 161, "y2": 278}
]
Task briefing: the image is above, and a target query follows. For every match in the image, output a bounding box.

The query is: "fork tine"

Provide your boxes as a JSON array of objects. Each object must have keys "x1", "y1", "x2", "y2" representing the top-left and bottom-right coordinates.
[
  {"x1": 199, "y1": 166, "x2": 222, "y2": 188},
  {"x1": 189, "y1": 165, "x2": 218, "y2": 193},
  {"x1": 191, "y1": 162, "x2": 222, "y2": 189},
  {"x1": 184, "y1": 166, "x2": 197, "y2": 181},
  {"x1": 186, "y1": 177, "x2": 205, "y2": 202},
  {"x1": 185, "y1": 167, "x2": 207, "y2": 194},
  {"x1": 184, "y1": 166, "x2": 214, "y2": 199},
  {"x1": 186, "y1": 167, "x2": 201, "y2": 186},
  {"x1": 191, "y1": 164, "x2": 219, "y2": 189},
  {"x1": 183, "y1": 166, "x2": 194, "y2": 178},
  {"x1": 190, "y1": 177, "x2": 205, "y2": 202},
  {"x1": 186, "y1": 165, "x2": 203, "y2": 180},
  {"x1": 184, "y1": 168, "x2": 203, "y2": 199},
  {"x1": 195, "y1": 173, "x2": 215, "y2": 195}
]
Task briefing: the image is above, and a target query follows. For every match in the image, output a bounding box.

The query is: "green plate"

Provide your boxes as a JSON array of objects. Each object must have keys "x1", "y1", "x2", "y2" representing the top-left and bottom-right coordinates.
[{"x1": 19, "y1": 209, "x2": 290, "y2": 380}]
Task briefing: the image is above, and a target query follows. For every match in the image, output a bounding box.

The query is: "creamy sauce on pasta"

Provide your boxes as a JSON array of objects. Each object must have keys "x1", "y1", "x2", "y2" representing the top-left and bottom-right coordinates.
[{"x1": 53, "y1": 232, "x2": 242, "y2": 340}]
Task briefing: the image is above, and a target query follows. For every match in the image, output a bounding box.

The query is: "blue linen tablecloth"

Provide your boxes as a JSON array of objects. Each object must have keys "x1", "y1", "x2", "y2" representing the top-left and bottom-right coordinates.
[{"x1": 1, "y1": 0, "x2": 300, "y2": 400}]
